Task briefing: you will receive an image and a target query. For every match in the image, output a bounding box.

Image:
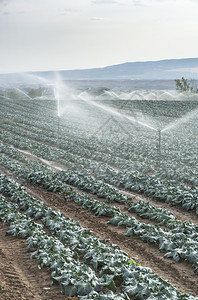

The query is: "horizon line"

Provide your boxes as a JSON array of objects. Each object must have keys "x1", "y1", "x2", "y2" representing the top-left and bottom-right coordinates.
[{"x1": 1, "y1": 56, "x2": 198, "y2": 76}]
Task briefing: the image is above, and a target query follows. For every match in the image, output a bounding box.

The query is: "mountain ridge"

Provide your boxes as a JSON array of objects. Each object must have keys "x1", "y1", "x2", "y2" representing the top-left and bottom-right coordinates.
[
  {"x1": 1, "y1": 58, "x2": 198, "y2": 84},
  {"x1": 32, "y1": 57, "x2": 198, "y2": 80}
]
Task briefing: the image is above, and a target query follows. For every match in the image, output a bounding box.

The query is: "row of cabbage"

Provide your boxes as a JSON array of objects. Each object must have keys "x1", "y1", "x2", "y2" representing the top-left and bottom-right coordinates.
[
  {"x1": 0, "y1": 144, "x2": 194, "y2": 227},
  {"x1": 1, "y1": 97, "x2": 197, "y2": 187},
  {"x1": 1, "y1": 174, "x2": 197, "y2": 299},
  {"x1": 0, "y1": 121, "x2": 156, "y2": 171},
  {"x1": 1, "y1": 120, "x2": 197, "y2": 191},
  {"x1": 1, "y1": 93, "x2": 198, "y2": 118},
  {"x1": 105, "y1": 99, "x2": 198, "y2": 119},
  {"x1": 1, "y1": 98, "x2": 198, "y2": 179},
  {"x1": 1, "y1": 116, "x2": 197, "y2": 189},
  {"x1": 0, "y1": 195, "x2": 127, "y2": 299},
  {"x1": 1, "y1": 112, "x2": 197, "y2": 177},
  {"x1": 0, "y1": 143, "x2": 184, "y2": 227},
  {"x1": 1, "y1": 153, "x2": 198, "y2": 274},
  {"x1": 0, "y1": 141, "x2": 198, "y2": 215}
]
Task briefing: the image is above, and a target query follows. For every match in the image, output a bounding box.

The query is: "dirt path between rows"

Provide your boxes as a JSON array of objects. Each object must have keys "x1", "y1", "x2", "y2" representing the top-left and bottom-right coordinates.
[
  {"x1": 1, "y1": 167, "x2": 198, "y2": 297},
  {"x1": 121, "y1": 189, "x2": 198, "y2": 225},
  {"x1": 0, "y1": 222, "x2": 75, "y2": 300}
]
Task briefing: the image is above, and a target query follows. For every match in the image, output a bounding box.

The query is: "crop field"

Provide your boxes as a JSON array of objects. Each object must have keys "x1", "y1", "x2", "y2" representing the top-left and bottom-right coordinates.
[{"x1": 0, "y1": 87, "x2": 198, "y2": 300}]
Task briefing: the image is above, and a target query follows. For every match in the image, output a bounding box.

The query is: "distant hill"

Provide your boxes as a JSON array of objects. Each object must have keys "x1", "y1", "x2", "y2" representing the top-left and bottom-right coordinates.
[
  {"x1": 1, "y1": 58, "x2": 198, "y2": 85},
  {"x1": 36, "y1": 57, "x2": 198, "y2": 80}
]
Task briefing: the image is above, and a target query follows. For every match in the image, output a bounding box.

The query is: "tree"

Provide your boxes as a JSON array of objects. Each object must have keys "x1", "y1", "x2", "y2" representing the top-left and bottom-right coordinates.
[
  {"x1": 28, "y1": 87, "x2": 43, "y2": 98},
  {"x1": 7, "y1": 90, "x2": 21, "y2": 99},
  {"x1": 175, "y1": 77, "x2": 197, "y2": 93}
]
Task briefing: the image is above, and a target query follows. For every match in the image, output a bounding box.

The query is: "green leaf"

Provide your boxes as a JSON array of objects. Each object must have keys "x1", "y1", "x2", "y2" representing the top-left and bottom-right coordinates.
[
  {"x1": 126, "y1": 227, "x2": 133, "y2": 237},
  {"x1": 77, "y1": 282, "x2": 93, "y2": 296},
  {"x1": 108, "y1": 216, "x2": 121, "y2": 226},
  {"x1": 61, "y1": 283, "x2": 77, "y2": 296},
  {"x1": 107, "y1": 279, "x2": 117, "y2": 293}
]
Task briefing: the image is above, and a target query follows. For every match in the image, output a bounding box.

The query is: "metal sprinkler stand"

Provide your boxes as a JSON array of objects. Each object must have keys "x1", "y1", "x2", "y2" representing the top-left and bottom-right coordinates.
[
  {"x1": 57, "y1": 116, "x2": 60, "y2": 148},
  {"x1": 158, "y1": 129, "x2": 161, "y2": 166}
]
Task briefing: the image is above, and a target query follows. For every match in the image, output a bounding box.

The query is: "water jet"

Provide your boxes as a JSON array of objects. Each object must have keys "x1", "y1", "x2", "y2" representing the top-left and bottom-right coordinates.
[
  {"x1": 14, "y1": 87, "x2": 32, "y2": 99},
  {"x1": 78, "y1": 92, "x2": 158, "y2": 132}
]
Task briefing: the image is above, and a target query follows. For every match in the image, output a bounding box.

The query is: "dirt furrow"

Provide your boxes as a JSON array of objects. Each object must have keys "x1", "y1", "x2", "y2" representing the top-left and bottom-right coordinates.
[
  {"x1": 0, "y1": 223, "x2": 73, "y2": 300},
  {"x1": 121, "y1": 189, "x2": 198, "y2": 225}
]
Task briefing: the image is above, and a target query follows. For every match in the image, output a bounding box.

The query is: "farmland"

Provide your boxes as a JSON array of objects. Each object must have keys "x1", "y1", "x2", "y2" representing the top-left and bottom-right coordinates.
[{"x1": 0, "y1": 87, "x2": 198, "y2": 299}]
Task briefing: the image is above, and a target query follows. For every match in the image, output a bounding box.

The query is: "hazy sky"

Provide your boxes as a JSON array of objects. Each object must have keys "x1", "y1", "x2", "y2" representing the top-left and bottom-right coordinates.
[{"x1": 0, "y1": 0, "x2": 198, "y2": 74}]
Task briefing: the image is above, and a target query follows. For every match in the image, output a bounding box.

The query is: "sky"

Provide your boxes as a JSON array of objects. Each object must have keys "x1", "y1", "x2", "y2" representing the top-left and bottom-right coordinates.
[{"x1": 0, "y1": 0, "x2": 198, "y2": 74}]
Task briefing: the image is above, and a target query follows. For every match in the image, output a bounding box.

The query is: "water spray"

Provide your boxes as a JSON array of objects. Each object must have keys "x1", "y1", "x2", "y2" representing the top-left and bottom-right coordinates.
[
  {"x1": 78, "y1": 93, "x2": 158, "y2": 132},
  {"x1": 15, "y1": 87, "x2": 32, "y2": 99}
]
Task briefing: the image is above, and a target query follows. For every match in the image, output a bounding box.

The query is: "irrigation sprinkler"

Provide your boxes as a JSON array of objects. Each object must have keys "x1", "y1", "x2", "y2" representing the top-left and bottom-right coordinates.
[
  {"x1": 57, "y1": 115, "x2": 60, "y2": 148},
  {"x1": 54, "y1": 84, "x2": 61, "y2": 149},
  {"x1": 158, "y1": 129, "x2": 161, "y2": 165}
]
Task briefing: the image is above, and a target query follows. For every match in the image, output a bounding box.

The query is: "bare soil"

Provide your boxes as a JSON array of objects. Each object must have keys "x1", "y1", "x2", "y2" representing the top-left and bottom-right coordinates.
[{"x1": 0, "y1": 221, "x2": 75, "y2": 300}]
